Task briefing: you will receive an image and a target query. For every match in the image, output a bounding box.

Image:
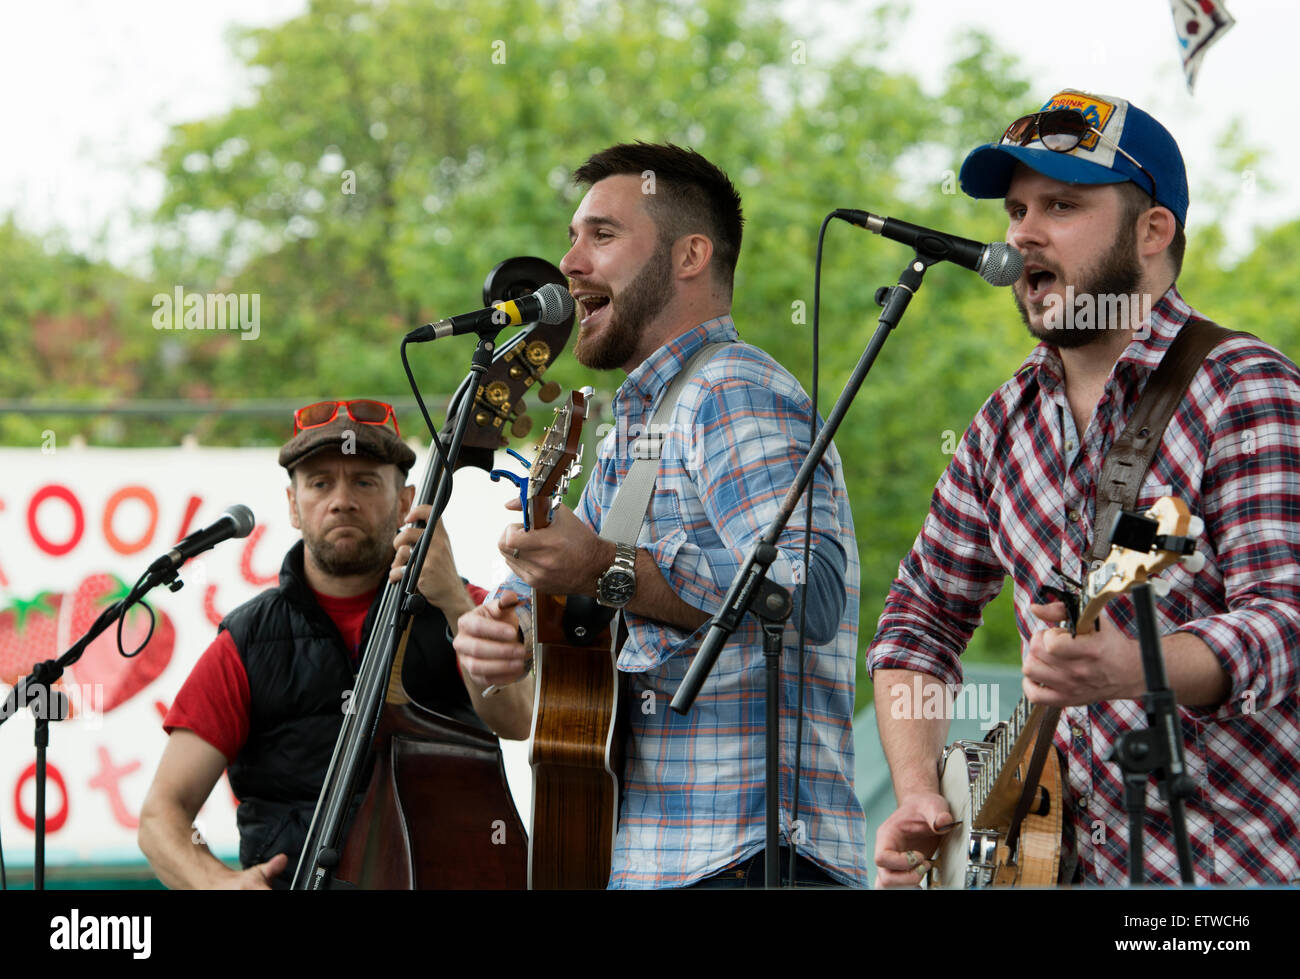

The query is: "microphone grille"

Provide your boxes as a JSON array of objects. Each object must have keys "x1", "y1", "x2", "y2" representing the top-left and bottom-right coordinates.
[
  {"x1": 224, "y1": 504, "x2": 256, "y2": 538},
  {"x1": 980, "y1": 243, "x2": 1024, "y2": 287},
  {"x1": 534, "y1": 282, "x2": 576, "y2": 324}
]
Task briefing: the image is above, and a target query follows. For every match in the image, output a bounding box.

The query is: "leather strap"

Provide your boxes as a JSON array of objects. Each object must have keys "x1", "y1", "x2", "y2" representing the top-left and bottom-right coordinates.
[
  {"x1": 1090, "y1": 318, "x2": 1247, "y2": 561},
  {"x1": 1003, "y1": 705, "x2": 1060, "y2": 858},
  {"x1": 600, "y1": 342, "x2": 730, "y2": 546}
]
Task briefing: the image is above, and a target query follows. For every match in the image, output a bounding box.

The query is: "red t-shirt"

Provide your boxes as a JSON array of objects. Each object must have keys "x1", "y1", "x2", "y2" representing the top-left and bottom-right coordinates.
[{"x1": 163, "y1": 582, "x2": 488, "y2": 762}]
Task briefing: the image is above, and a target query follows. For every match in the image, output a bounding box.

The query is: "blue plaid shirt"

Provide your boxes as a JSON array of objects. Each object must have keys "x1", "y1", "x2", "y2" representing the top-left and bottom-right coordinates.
[{"x1": 500, "y1": 316, "x2": 869, "y2": 888}]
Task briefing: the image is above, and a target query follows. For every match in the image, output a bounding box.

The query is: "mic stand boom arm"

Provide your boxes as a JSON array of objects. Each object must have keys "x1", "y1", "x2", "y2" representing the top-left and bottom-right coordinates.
[
  {"x1": 670, "y1": 255, "x2": 933, "y2": 881},
  {"x1": 672, "y1": 254, "x2": 930, "y2": 714}
]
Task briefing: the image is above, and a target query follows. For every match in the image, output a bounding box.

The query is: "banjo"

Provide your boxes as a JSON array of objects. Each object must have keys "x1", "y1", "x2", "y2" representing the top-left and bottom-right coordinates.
[{"x1": 930, "y1": 496, "x2": 1204, "y2": 887}]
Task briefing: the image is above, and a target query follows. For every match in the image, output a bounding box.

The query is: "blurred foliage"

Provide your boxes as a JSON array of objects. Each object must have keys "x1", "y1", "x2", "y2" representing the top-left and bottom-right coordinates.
[{"x1": 2, "y1": 0, "x2": 1298, "y2": 709}]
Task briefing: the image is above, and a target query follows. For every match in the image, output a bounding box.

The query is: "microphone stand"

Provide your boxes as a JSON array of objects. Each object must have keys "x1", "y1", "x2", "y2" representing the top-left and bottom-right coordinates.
[
  {"x1": 1107, "y1": 581, "x2": 1197, "y2": 885},
  {"x1": 0, "y1": 563, "x2": 184, "y2": 889},
  {"x1": 670, "y1": 252, "x2": 935, "y2": 884},
  {"x1": 395, "y1": 334, "x2": 496, "y2": 619},
  {"x1": 296, "y1": 332, "x2": 496, "y2": 889}
]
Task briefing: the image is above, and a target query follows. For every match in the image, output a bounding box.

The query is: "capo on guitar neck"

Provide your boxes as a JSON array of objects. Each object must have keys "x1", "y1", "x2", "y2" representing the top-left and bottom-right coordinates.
[{"x1": 489, "y1": 448, "x2": 534, "y2": 529}]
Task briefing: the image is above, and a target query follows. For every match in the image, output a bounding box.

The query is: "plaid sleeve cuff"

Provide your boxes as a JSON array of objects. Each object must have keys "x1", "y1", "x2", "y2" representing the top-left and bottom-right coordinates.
[
  {"x1": 1176, "y1": 600, "x2": 1300, "y2": 718},
  {"x1": 492, "y1": 572, "x2": 532, "y2": 614},
  {"x1": 616, "y1": 529, "x2": 706, "y2": 670},
  {"x1": 867, "y1": 625, "x2": 965, "y2": 687}
]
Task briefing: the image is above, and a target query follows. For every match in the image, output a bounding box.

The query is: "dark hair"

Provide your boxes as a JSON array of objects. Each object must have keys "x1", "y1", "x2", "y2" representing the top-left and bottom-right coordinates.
[
  {"x1": 573, "y1": 142, "x2": 744, "y2": 292},
  {"x1": 1119, "y1": 181, "x2": 1185, "y2": 279}
]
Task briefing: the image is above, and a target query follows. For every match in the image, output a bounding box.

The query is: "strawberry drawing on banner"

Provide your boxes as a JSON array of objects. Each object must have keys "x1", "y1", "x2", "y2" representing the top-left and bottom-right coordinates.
[
  {"x1": 0, "y1": 590, "x2": 64, "y2": 687},
  {"x1": 61, "y1": 573, "x2": 174, "y2": 714},
  {"x1": 3, "y1": 575, "x2": 175, "y2": 716}
]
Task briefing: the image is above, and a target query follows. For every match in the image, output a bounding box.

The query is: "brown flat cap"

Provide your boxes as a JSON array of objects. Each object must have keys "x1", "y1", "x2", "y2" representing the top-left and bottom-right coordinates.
[{"x1": 278, "y1": 417, "x2": 417, "y2": 474}]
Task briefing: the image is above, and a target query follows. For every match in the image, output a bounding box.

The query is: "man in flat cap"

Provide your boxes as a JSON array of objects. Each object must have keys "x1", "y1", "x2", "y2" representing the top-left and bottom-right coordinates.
[{"x1": 139, "y1": 400, "x2": 518, "y2": 888}]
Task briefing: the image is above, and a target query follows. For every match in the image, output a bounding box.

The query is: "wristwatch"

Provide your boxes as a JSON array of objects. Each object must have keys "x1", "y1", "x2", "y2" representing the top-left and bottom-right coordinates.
[{"x1": 596, "y1": 542, "x2": 638, "y2": 608}]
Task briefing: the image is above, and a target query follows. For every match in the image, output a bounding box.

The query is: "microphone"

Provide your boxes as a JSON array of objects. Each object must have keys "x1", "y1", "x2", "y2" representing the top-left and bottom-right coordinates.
[
  {"x1": 835, "y1": 209, "x2": 1024, "y2": 286},
  {"x1": 406, "y1": 282, "x2": 575, "y2": 342},
  {"x1": 148, "y1": 505, "x2": 256, "y2": 575}
]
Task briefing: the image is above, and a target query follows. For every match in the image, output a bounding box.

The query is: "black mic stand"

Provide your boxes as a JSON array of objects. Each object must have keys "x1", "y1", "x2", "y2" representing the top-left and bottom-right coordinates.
[
  {"x1": 1107, "y1": 581, "x2": 1197, "y2": 885},
  {"x1": 671, "y1": 254, "x2": 934, "y2": 885},
  {"x1": 753, "y1": 577, "x2": 793, "y2": 887},
  {"x1": 396, "y1": 334, "x2": 497, "y2": 615},
  {"x1": 296, "y1": 333, "x2": 496, "y2": 889},
  {"x1": 0, "y1": 563, "x2": 184, "y2": 889}
]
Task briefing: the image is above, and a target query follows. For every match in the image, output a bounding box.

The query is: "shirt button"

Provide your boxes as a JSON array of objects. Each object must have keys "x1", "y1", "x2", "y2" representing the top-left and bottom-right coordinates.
[
  {"x1": 1071, "y1": 725, "x2": 1086, "y2": 742},
  {"x1": 1079, "y1": 796, "x2": 1091, "y2": 811},
  {"x1": 1067, "y1": 509, "x2": 1080, "y2": 522},
  {"x1": 1065, "y1": 440, "x2": 1075, "y2": 452}
]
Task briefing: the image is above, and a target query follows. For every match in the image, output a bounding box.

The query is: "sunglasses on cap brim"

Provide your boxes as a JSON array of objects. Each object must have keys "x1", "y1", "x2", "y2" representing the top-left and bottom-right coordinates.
[
  {"x1": 1001, "y1": 108, "x2": 1159, "y2": 207},
  {"x1": 292, "y1": 399, "x2": 400, "y2": 436}
]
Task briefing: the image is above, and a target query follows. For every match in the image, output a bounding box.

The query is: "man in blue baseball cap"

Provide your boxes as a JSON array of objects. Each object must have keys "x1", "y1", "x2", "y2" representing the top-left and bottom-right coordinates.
[
  {"x1": 962, "y1": 88, "x2": 1189, "y2": 348},
  {"x1": 869, "y1": 89, "x2": 1300, "y2": 887}
]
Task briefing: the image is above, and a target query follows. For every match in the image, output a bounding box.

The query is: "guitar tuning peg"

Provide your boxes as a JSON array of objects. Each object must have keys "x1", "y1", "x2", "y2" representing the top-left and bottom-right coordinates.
[
  {"x1": 539, "y1": 380, "x2": 561, "y2": 403},
  {"x1": 1186, "y1": 516, "x2": 1204, "y2": 538},
  {"x1": 1181, "y1": 551, "x2": 1206, "y2": 573},
  {"x1": 1149, "y1": 577, "x2": 1172, "y2": 598}
]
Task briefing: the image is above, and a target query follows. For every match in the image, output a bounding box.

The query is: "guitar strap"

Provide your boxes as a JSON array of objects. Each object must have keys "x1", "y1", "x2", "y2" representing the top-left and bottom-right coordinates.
[
  {"x1": 1016, "y1": 316, "x2": 1248, "y2": 882},
  {"x1": 1089, "y1": 317, "x2": 1247, "y2": 561},
  {"x1": 598, "y1": 341, "x2": 732, "y2": 547}
]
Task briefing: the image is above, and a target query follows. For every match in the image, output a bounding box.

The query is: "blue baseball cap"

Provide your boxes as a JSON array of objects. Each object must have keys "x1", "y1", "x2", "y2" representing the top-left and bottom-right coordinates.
[{"x1": 960, "y1": 89, "x2": 1189, "y2": 226}]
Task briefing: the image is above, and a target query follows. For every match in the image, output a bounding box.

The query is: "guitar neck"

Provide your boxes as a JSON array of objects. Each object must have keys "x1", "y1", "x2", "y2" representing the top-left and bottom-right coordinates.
[
  {"x1": 972, "y1": 695, "x2": 1061, "y2": 827},
  {"x1": 970, "y1": 589, "x2": 1106, "y2": 822}
]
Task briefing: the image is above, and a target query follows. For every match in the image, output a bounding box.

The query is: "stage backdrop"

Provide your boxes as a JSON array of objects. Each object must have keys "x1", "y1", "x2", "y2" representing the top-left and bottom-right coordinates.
[{"x1": 0, "y1": 445, "x2": 524, "y2": 874}]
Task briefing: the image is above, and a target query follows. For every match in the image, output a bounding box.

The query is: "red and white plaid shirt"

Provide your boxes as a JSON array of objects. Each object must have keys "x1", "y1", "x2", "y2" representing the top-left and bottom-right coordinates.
[{"x1": 869, "y1": 285, "x2": 1300, "y2": 885}]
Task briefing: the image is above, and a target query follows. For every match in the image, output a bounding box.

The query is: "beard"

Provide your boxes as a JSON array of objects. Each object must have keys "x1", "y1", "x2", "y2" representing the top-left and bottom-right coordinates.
[
  {"x1": 573, "y1": 238, "x2": 675, "y2": 370},
  {"x1": 1013, "y1": 231, "x2": 1143, "y2": 350},
  {"x1": 300, "y1": 502, "x2": 401, "y2": 579}
]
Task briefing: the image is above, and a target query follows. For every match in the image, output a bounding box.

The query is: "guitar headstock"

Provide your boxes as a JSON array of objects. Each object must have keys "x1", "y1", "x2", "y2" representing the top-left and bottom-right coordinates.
[
  {"x1": 1075, "y1": 496, "x2": 1204, "y2": 634},
  {"x1": 525, "y1": 388, "x2": 590, "y2": 531}
]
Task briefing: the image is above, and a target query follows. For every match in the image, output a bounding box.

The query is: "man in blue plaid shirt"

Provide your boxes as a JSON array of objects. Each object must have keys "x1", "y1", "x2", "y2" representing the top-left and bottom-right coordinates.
[{"x1": 452, "y1": 143, "x2": 869, "y2": 888}]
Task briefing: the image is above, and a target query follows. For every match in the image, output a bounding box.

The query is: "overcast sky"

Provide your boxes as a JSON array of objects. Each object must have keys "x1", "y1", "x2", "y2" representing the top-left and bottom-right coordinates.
[{"x1": 1, "y1": 0, "x2": 1290, "y2": 269}]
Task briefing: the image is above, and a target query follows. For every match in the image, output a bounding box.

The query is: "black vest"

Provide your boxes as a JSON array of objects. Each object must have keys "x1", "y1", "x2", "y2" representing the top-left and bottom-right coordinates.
[{"x1": 220, "y1": 541, "x2": 483, "y2": 885}]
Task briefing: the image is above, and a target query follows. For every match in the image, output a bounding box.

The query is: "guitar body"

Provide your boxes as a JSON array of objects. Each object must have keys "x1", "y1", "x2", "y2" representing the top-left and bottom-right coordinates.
[
  {"x1": 933, "y1": 726, "x2": 1063, "y2": 888},
  {"x1": 528, "y1": 598, "x2": 623, "y2": 889},
  {"x1": 515, "y1": 389, "x2": 625, "y2": 889}
]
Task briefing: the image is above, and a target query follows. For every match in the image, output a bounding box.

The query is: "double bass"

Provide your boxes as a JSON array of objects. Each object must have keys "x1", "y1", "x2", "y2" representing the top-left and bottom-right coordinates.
[{"x1": 291, "y1": 257, "x2": 573, "y2": 889}]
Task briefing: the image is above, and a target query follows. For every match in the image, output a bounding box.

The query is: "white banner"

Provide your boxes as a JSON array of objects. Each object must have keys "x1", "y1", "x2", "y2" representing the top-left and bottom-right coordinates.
[{"x1": 0, "y1": 445, "x2": 521, "y2": 870}]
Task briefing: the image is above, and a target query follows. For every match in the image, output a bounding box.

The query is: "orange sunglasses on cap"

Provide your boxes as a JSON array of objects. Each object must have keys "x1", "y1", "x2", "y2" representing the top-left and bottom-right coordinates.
[{"x1": 292, "y1": 399, "x2": 400, "y2": 436}]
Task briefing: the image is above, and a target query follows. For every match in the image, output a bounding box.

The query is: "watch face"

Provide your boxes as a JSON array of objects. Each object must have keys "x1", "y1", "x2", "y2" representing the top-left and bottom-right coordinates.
[{"x1": 600, "y1": 570, "x2": 636, "y2": 606}]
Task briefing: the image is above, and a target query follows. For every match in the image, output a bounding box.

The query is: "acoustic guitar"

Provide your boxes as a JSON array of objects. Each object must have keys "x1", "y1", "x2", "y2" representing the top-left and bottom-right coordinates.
[
  {"x1": 519, "y1": 389, "x2": 625, "y2": 889},
  {"x1": 930, "y1": 496, "x2": 1204, "y2": 887}
]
